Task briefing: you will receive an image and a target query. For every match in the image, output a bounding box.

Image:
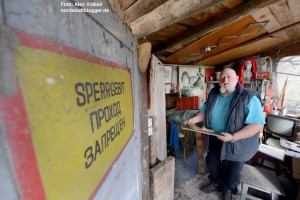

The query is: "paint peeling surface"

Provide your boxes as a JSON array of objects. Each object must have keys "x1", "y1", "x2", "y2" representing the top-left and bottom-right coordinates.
[
  {"x1": 46, "y1": 77, "x2": 55, "y2": 85},
  {"x1": 15, "y1": 45, "x2": 134, "y2": 199}
]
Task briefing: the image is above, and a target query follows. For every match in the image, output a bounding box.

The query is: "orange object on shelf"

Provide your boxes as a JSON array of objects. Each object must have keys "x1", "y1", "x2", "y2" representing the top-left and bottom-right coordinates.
[
  {"x1": 176, "y1": 96, "x2": 200, "y2": 110},
  {"x1": 263, "y1": 104, "x2": 272, "y2": 113}
]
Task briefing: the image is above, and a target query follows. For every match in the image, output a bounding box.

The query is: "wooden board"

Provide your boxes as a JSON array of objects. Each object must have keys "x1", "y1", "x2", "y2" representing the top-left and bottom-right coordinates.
[
  {"x1": 179, "y1": 3, "x2": 228, "y2": 27},
  {"x1": 287, "y1": 0, "x2": 300, "y2": 19},
  {"x1": 164, "y1": 16, "x2": 267, "y2": 64},
  {"x1": 197, "y1": 35, "x2": 289, "y2": 66},
  {"x1": 251, "y1": 7, "x2": 283, "y2": 33},
  {"x1": 182, "y1": 124, "x2": 221, "y2": 137},
  {"x1": 262, "y1": 39, "x2": 300, "y2": 57},
  {"x1": 195, "y1": 132, "x2": 205, "y2": 175},
  {"x1": 121, "y1": 0, "x2": 136, "y2": 10},
  {"x1": 150, "y1": 157, "x2": 175, "y2": 200},
  {"x1": 139, "y1": 61, "x2": 151, "y2": 200},
  {"x1": 163, "y1": 37, "x2": 200, "y2": 54},
  {"x1": 269, "y1": 0, "x2": 299, "y2": 40},
  {"x1": 148, "y1": 55, "x2": 167, "y2": 162},
  {"x1": 153, "y1": 0, "x2": 279, "y2": 55},
  {"x1": 222, "y1": 0, "x2": 243, "y2": 9},
  {"x1": 138, "y1": 42, "x2": 151, "y2": 72},
  {"x1": 147, "y1": 23, "x2": 189, "y2": 45},
  {"x1": 287, "y1": 0, "x2": 300, "y2": 40},
  {"x1": 251, "y1": 6, "x2": 290, "y2": 46},
  {"x1": 179, "y1": 0, "x2": 243, "y2": 27}
]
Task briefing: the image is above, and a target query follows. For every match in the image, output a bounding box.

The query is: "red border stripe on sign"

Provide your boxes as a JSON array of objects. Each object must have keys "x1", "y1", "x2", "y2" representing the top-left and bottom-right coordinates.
[
  {"x1": 0, "y1": 83, "x2": 46, "y2": 200},
  {"x1": 0, "y1": 29, "x2": 135, "y2": 200},
  {"x1": 15, "y1": 29, "x2": 129, "y2": 71}
]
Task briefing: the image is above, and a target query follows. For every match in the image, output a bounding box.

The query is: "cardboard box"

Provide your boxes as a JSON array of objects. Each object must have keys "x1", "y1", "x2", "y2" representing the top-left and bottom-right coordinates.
[
  {"x1": 292, "y1": 157, "x2": 300, "y2": 180},
  {"x1": 280, "y1": 138, "x2": 300, "y2": 153}
]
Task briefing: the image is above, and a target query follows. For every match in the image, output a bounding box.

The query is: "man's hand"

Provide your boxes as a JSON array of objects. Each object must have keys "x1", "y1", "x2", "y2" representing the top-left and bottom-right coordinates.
[
  {"x1": 184, "y1": 117, "x2": 197, "y2": 125},
  {"x1": 184, "y1": 112, "x2": 205, "y2": 125},
  {"x1": 217, "y1": 132, "x2": 235, "y2": 142},
  {"x1": 217, "y1": 124, "x2": 263, "y2": 142}
]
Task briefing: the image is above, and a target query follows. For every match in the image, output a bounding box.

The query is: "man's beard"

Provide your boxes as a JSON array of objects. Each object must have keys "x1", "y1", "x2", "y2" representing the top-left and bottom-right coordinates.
[{"x1": 220, "y1": 85, "x2": 235, "y2": 95}]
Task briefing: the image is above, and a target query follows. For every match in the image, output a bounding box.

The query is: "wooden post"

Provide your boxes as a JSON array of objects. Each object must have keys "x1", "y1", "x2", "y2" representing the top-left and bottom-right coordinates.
[
  {"x1": 139, "y1": 63, "x2": 151, "y2": 200},
  {"x1": 148, "y1": 55, "x2": 167, "y2": 163},
  {"x1": 196, "y1": 132, "x2": 205, "y2": 175}
]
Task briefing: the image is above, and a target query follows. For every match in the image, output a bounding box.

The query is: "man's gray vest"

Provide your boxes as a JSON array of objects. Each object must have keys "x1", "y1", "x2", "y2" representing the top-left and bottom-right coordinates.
[{"x1": 204, "y1": 83, "x2": 261, "y2": 162}]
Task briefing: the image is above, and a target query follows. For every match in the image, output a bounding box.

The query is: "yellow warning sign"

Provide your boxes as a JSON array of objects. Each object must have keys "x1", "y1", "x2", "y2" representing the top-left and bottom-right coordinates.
[{"x1": 15, "y1": 46, "x2": 134, "y2": 199}]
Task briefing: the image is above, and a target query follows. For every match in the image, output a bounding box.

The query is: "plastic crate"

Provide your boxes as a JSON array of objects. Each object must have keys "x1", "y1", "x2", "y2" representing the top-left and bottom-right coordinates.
[{"x1": 176, "y1": 96, "x2": 200, "y2": 110}]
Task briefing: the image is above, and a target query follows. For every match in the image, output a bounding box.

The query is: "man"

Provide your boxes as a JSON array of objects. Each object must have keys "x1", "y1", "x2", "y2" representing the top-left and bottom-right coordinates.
[{"x1": 185, "y1": 68, "x2": 265, "y2": 200}]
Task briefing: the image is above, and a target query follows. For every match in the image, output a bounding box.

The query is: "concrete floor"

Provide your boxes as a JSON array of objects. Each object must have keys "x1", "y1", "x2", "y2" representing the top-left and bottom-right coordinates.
[
  {"x1": 173, "y1": 144, "x2": 242, "y2": 199},
  {"x1": 173, "y1": 143, "x2": 298, "y2": 200},
  {"x1": 174, "y1": 144, "x2": 199, "y2": 188}
]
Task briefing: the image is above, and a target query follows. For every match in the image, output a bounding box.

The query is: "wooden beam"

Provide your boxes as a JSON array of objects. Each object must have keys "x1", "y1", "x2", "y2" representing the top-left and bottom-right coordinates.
[
  {"x1": 139, "y1": 63, "x2": 151, "y2": 200},
  {"x1": 121, "y1": 0, "x2": 137, "y2": 10},
  {"x1": 125, "y1": 0, "x2": 168, "y2": 22},
  {"x1": 153, "y1": 0, "x2": 280, "y2": 54},
  {"x1": 108, "y1": 0, "x2": 131, "y2": 27},
  {"x1": 138, "y1": 42, "x2": 152, "y2": 72},
  {"x1": 261, "y1": 39, "x2": 300, "y2": 58},
  {"x1": 131, "y1": 0, "x2": 225, "y2": 39}
]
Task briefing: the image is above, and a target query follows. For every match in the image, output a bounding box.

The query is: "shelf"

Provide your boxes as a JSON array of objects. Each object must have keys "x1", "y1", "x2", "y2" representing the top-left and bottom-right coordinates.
[{"x1": 165, "y1": 92, "x2": 179, "y2": 96}]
